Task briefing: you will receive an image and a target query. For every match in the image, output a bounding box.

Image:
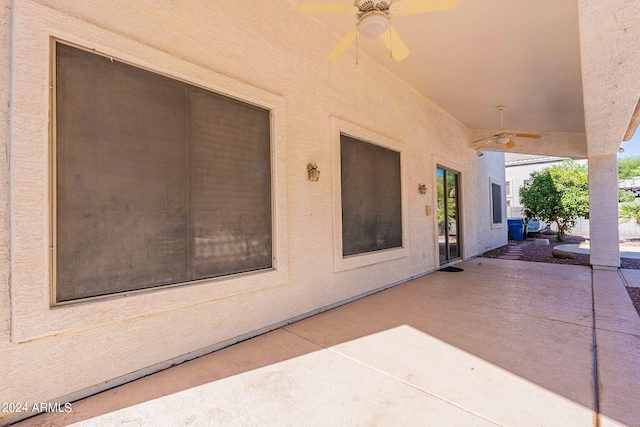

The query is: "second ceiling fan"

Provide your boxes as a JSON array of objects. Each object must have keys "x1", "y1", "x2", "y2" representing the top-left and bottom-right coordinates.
[
  {"x1": 472, "y1": 105, "x2": 541, "y2": 150},
  {"x1": 297, "y1": 0, "x2": 459, "y2": 62}
]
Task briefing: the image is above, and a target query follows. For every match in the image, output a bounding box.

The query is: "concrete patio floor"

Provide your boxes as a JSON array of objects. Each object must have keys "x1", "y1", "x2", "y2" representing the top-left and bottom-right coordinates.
[{"x1": 13, "y1": 258, "x2": 640, "y2": 427}]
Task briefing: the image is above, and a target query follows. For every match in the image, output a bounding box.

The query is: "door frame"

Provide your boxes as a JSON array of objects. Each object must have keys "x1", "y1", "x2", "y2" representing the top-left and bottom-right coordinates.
[{"x1": 435, "y1": 164, "x2": 463, "y2": 267}]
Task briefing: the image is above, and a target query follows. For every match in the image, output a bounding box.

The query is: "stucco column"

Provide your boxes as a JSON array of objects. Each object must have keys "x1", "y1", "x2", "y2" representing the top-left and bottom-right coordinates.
[{"x1": 588, "y1": 154, "x2": 620, "y2": 269}]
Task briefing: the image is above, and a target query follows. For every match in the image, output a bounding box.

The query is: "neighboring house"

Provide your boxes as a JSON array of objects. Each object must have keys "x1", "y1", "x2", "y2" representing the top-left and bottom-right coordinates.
[
  {"x1": 618, "y1": 176, "x2": 640, "y2": 197},
  {"x1": 505, "y1": 153, "x2": 640, "y2": 238},
  {"x1": 504, "y1": 154, "x2": 580, "y2": 218},
  {"x1": 504, "y1": 154, "x2": 589, "y2": 234},
  {"x1": 0, "y1": 1, "x2": 638, "y2": 424}
]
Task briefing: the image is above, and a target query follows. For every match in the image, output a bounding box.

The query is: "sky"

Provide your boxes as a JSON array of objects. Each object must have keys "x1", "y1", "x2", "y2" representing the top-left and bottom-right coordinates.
[{"x1": 617, "y1": 129, "x2": 640, "y2": 159}]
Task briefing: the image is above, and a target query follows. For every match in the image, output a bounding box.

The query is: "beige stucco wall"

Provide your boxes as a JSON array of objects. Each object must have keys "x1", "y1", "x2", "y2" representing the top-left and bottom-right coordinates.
[
  {"x1": 579, "y1": 0, "x2": 640, "y2": 157},
  {"x1": 1, "y1": 0, "x2": 13, "y2": 406},
  {"x1": 0, "y1": 1, "x2": 506, "y2": 421},
  {"x1": 469, "y1": 151, "x2": 507, "y2": 254}
]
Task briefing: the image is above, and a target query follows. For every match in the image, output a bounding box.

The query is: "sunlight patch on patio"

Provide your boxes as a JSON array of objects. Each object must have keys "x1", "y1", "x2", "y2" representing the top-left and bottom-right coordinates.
[{"x1": 69, "y1": 326, "x2": 592, "y2": 426}]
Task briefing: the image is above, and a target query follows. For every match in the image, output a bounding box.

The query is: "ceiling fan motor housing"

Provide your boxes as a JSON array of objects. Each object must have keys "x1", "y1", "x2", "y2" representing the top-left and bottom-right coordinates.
[{"x1": 356, "y1": 0, "x2": 392, "y2": 13}]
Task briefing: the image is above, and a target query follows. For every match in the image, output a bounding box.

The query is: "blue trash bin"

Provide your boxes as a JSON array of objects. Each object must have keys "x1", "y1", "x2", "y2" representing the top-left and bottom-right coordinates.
[{"x1": 507, "y1": 218, "x2": 525, "y2": 241}]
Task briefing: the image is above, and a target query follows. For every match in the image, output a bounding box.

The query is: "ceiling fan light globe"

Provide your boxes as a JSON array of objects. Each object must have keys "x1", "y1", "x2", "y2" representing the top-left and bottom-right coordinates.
[
  {"x1": 358, "y1": 12, "x2": 389, "y2": 38},
  {"x1": 497, "y1": 136, "x2": 511, "y2": 144}
]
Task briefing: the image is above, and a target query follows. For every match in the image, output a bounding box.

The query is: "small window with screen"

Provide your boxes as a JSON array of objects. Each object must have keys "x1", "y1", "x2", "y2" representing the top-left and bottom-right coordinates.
[{"x1": 491, "y1": 181, "x2": 503, "y2": 226}]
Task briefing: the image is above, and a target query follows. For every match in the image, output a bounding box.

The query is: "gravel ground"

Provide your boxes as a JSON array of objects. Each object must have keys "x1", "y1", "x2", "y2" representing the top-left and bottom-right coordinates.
[
  {"x1": 480, "y1": 233, "x2": 640, "y2": 318},
  {"x1": 629, "y1": 288, "x2": 640, "y2": 317},
  {"x1": 480, "y1": 234, "x2": 591, "y2": 266}
]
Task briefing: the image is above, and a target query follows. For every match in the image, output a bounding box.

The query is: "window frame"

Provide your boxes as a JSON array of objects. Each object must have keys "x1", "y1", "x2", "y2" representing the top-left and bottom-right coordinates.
[
  {"x1": 490, "y1": 178, "x2": 504, "y2": 228},
  {"x1": 340, "y1": 134, "x2": 403, "y2": 257},
  {"x1": 51, "y1": 40, "x2": 275, "y2": 304},
  {"x1": 8, "y1": 29, "x2": 288, "y2": 343},
  {"x1": 331, "y1": 117, "x2": 409, "y2": 272}
]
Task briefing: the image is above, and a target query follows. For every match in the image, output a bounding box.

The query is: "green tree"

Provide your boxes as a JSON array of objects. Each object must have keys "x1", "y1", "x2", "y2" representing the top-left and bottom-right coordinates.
[
  {"x1": 519, "y1": 160, "x2": 589, "y2": 242},
  {"x1": 618, "y1": 156, "x2": 640, "y2": 180},
  {"x1": 436, "y1": 171, "x2": 457, "y2": 235}
]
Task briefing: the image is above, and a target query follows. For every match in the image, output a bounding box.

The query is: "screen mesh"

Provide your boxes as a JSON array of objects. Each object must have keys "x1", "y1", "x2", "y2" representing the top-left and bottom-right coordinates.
[
  {"x1": 55, "y1": 43, "x2": 272, "y2": 302},
  {"x1": 340, "y1": 134, "x2": 402, "y2": 256},
  {"x1": 491, "y1": 182, "x2": 502, "y2": 224}
]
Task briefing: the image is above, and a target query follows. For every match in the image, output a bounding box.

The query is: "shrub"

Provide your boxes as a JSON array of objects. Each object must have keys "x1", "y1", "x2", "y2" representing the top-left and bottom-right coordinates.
[
  {"x1": 519, "y1": 160, "x2": 589, "y2": 242},
  {"x1": 619, "y1": 189, "x2": 636, "y2": 203},
  {"x1": 620, "y1": 202, "x2": 640, "y2": 224}
]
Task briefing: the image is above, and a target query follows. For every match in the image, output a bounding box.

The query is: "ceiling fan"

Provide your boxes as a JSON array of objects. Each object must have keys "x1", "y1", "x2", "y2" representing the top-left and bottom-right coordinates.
[
  {"x1": 296, "y1": 0, "x2": 459, "y2": 62},
  {"x1": 472, "y1": 105, "x2": 541, "y2": 150}
]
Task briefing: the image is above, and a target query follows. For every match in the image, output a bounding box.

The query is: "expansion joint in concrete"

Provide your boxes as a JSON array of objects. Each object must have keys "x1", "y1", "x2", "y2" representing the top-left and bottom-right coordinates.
[{"x1": 590, "y1": 270, "x2": 601, "y2": 427}]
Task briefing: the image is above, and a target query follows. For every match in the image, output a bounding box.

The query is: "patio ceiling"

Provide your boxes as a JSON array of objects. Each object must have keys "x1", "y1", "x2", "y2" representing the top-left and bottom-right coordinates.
[{"x1": 290, "y1": 0, "x2": 640, "y2": 157}]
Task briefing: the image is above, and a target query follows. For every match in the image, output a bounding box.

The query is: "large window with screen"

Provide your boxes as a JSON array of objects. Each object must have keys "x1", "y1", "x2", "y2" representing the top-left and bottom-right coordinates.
[
  {"x1": 340, "y1": 134, "x2": 402, "y2": 256},
  {"x1": 53, "y1": 41, "x2": 272, "y2": 303}
]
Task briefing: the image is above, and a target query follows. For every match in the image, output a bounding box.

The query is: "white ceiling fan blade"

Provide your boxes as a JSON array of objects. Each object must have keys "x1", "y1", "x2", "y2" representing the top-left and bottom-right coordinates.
[
  {"x1": 380, "y1": 25, "x2": 410, "y2": 61},
  {"x1": 296, "y1": 3, "x2": 353, "y2": 14},
  {"x1": 396, "y1": 0, "x2": 459, "y2": 16},
  {"x1": 515, "y1": 133, "x2": 541, "y2": 139},
  {"x1": 471, "y1": 135, "x2": 495, "y2": 144},
  {"x1": 327, "y1": 27, "x2": 357, "y2": 61},
  {"x1": 472, "y1": 137, "x2": 497, "y2": 149}
]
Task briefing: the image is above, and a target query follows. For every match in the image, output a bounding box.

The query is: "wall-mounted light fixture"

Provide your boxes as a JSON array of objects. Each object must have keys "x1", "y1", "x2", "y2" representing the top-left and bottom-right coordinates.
[
  {"x1": 619, "y1": 147, "x2": 625, "y2": 153},
  {"x1": 418, "y1": 184, "x2": 427, "y2": 195},
  {"x1": 307, "y1": 163, "x2": 320, "y2": 181}
]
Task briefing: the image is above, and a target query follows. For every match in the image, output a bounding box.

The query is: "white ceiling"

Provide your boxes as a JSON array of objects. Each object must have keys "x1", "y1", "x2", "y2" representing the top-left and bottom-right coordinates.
[{"x1": 291, "y1": 0, "x2": 585, "y2": 134}]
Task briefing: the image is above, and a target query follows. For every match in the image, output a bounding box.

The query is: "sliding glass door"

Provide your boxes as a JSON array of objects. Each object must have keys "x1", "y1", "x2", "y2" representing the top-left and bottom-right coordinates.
[{"x1": 437, "y1": 167, "x2": 461, "y2": 265}]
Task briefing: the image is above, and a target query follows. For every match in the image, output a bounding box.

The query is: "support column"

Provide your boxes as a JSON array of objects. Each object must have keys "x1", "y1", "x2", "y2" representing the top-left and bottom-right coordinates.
[{"x1": 588, "y1": 154, "x2": 620, "y2": 269}]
